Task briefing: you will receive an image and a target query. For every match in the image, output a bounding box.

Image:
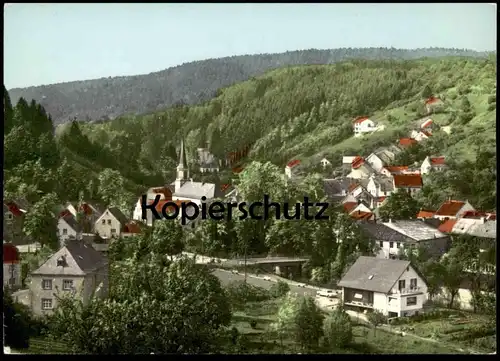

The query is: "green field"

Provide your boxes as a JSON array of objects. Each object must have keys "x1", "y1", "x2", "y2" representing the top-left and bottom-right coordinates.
[{"x1": 15, "y1": 338, "x2": 71, "y2": 354}]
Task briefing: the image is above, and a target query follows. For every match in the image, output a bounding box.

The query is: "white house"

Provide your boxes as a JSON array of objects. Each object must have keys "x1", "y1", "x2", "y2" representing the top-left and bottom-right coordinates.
[
  {"x1": 285, "y1": 159, "x2": 302, "y2": 179},
  {"x1": 320, "y1": 157, "x2": 331, "y2": 169},
  {"x1": 347, "y1": 157, "x2": 375, "y2": 179},
  {"x1": 94, "y1": 207, "x2": 129, "y2": 239},
  {"x1": 392, "y1": 174, "x2": 423, "y2": 195},
  {"x1": 3, "y1": 243, "x2": 21, "y2": 288},
  {"x1": 29, "y1": 240, "x2": 108, "y2": 316},
  {"x1": 57, "y1": 214, "x2": 83, "y2": 246},
  {"x1": 433, "y1": 200, "x2": 475, "y2": 221},
  {"x1": 353, "y1": 117, "x2": 378, "y2": 137},
  {"x1": 196, "y1": 146, "x2": 219, "y2": 173},
  {"x1": 410, "y1": 130, "x2": 432, "y2": 142},
  {"x1": 366, "y1": 174, "x2": 394, "y2": 198},
  {"x1": 338, "y1": 256, "x2": 428, "y2": 318},
  {"x1": 420, "y1": 156, "x2": 447, "y2": 175}
]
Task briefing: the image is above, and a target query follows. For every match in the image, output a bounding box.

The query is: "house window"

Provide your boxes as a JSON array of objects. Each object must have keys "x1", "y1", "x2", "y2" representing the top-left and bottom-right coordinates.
[
  {"x1": 62, "y1": 229, "x2": 68, "y2": 235},
  {"x1": 111, "y1": 229, "x2": 116, "y2": 234},
  {"x1": 41, "y1": 298, "x2": 53, "y2": 310},
  {"x1": 107, "y1": 219, "x2": 112, "y2": 225},
  {"x1": 389, "y1": 242, "x2": 394, "y2": 248},
  {"x1": 406, "y1": 296, "x2": 417, "y2": 306},
  {"x1": 42, "y1": 279, "x2": 52, "y2": 290},
  {"x1": 410, "y1": 278, "x2": 417, "y2": 289},
  {"x1": 7, "y1": 213, "x2": 13, "y2": 220},
  {"x1": 379, "y1": 241, "x2": 383, "y2": 248},
  {"x1": 63, "y1": 279, "x2": 74, "y2": 290},
  {"x1": 101, "y1": 219, "x2": 105, "y2": 225},
  {"x1": 398, "y1": 280, "x2": 405, "y2": 291},
  {"x1": 396, "y1": 242, "x2": 400, "y2": 248}
]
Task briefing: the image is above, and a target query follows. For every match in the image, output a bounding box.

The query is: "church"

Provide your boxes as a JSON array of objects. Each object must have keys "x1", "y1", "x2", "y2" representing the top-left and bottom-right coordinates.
[{"x1": 132, "y1": 139, "x2": 226, "y2": 227}]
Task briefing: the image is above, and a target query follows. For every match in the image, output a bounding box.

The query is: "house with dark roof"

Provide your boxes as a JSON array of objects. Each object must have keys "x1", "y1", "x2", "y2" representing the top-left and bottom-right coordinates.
[
  {"x1": 57, "y1": 214, "x2": 83, "y2": 247},
  {"x1": 433, "y1": 200, "x2": 475, "y2": 221},
  {"x1": 3, "y1": 243, "x2": 21, "y2": 288},
  {"x1": 338, "y1": 256, "x2": 428, "y2": 317},
  {"x1": 323, "y1": 178, "x2": 350, "y2": 203},
  {"x1": 29, "y1": 240, "x2": 108, "y2": 316},
  {"x1": 94, "y1": 207, "x2": 129, "y2": 239}
]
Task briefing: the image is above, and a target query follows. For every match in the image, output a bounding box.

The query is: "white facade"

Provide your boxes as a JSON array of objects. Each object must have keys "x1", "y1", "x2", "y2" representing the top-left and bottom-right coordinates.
[
  {"x1": 94, "y1": 210, "x2": 124, "y2": 239},
  {"x1": 376, "y1": 240, "x2": 404, "y2": 259},
  {"x1": 349, "y1": 203, "x2": 372, "y2": 215},
  {"x1": 320, "y1": 158, "x2": 331, "y2": 168},
  {"x1": 410, "y1": 130, "x2": 430, "y2": 142},
  {"x1": 365, "y1": 153, "x2": 386, "y2": 174},
  {"x1": 420, "y1": 156, "x2": 447, "y2": 175},
  {"x1": 433, "y1": 201, "x2": 475, "y2": 221},
  {"x1": 366, "y1": 177, "x2": 393, "y2": 198},
  {"x1": 347, "y1": 164, "x2": 373, "y2": 179},
  {"x1": 353, "y1": 119, "x2": 377, "y2": 137},
  {"x1": 57, "y1": 218, "x2": 82, "y2": 246}
]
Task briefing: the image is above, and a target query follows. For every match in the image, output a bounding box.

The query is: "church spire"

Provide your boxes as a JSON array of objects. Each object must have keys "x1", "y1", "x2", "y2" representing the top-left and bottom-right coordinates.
[
  {"x1": 178, "y1": 139, "x2": 187, "y2": 170},
  {"x1": 175, "y1": 139, "x2": 188, "y2": 192}
]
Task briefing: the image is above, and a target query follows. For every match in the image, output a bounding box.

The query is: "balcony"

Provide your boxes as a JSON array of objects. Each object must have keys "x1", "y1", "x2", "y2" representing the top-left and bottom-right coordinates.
[
  {"x1": 391, "y1": 287, "x2": 423, "y2": 295},
  {"x1": 344, "y1": 300, "x2": 373, "y2": 308}
]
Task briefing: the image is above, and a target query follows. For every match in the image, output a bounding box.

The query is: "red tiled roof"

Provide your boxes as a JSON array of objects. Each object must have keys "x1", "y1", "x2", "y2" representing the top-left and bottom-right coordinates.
[
  {"x1": 353, "y1": 116, "x2": 370, "y2": 124},
  {"x1": 398, "y1": 138, "x2": 417, "y2": 147},
  {"x1": 435, "y1": 200, "x2": 466, "y2": 217},
  {"x1": 430, "y1": 157, "x2": 445, "y2": 165},
  {"x1": 385, "y1": 166, "x2": 409, "y2": 174},
  {"x1": 350, "y1": 211, "x2": 373, "y2": 220},
  {"x1": 417, "y1": 210, "x2": 435, "y2": 218},
  {"x1": 461, "y1": 210, "x2": 487, "y2": 219},
  {"x1": 3, "y1": 243, "x2": 20, "y2": 263},
  {"x1": 421, "y1": 119, "x2": 433, "y2": 128},
  {"x1": 343, "y1": 202, "x2": 358, "y2": 213},
  {"x1": 487, "y1": 214, "x2": 496, "y2": 220},
  {"x1": 438, "y1": 219, "x2": 457, "y2": 233},
  {"x1": 425, "y1": 97, "x2": 441, "y2": 105},
  {"x1": 287, "y1": 159, "x2": 301, "y2": 168},
  {"x1": 351, "y1": 156, "x2": 365, "y2": 169},
  {"x1": 122, "y1": 221, "x2": 142, "y2": 234},
  {"x1": 5, "y1": 202, "x2": 23, "y2": 217},
  {"x1": 393, "y1": 174, "x2": 423, "y2": 188},
  {"x1": 151, "y1": 187, "x2": 172, "y2": 200},
  {"x1": 221, "y1": 184, "x2": 231, "y2": 192}
]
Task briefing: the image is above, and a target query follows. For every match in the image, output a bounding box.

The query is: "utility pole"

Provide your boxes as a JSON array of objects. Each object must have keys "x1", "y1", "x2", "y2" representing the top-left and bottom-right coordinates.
[{"x1": 244, "y1": 243, "x2": 247, "y2": 284}]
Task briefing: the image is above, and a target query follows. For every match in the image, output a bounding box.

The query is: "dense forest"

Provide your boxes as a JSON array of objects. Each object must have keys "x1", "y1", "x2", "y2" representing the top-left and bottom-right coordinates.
[{"x1": 8, "y1": 47, "x2": 492, "y2": 124}]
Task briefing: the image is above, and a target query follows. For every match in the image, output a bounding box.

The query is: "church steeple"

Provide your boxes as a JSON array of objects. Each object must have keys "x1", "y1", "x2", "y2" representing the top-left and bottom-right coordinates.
[{"x1": 175, "y1": 139, "x2": 188, "y2": 191}]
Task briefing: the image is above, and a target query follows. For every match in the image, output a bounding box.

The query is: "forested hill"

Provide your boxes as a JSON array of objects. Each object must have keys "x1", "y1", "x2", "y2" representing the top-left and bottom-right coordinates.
[{"x1": 8, "y1": 47, "x2": 491, "y2": 125}]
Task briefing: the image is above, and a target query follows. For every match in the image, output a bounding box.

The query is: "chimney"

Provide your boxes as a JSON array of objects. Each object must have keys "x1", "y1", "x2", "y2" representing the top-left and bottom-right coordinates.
[{"x1": 388, "y1": 218, "x2": 392, "y2": 223}]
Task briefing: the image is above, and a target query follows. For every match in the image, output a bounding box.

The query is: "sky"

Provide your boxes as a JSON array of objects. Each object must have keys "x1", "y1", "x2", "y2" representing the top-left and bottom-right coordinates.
[{"x1": 4, "y1": 3, "x2": 497, "y2": 89}]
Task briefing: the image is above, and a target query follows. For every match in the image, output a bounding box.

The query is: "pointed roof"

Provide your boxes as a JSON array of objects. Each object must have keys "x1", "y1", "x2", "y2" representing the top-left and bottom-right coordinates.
[{"x1": 178, "y1": 139, "x2": 187, "y2": 169}]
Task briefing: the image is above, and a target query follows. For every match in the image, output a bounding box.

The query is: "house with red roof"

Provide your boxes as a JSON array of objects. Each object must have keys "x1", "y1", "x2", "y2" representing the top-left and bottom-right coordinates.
[
  {"x1": 411, "y1": 129, "x2": 432, "y2": 142},
  {"x1": 347, "y1": 156, "x2": 375, "y2": 179},
  {"x1": 398, "y1": 138, "x2": 418, "y2": 149},
  {"x1": 392, "y1": 174, "x2": 423, "y2": 195},
  {"x1": 416, "y1": 210, "x2": 436, "y2": 220},
  {"x1": 3, "y1": 201, "x2": 29, "y2": 244},
  {"x1": 433, "y1": 200, "x2": 475, "y2": 221},
  {"x1": 420, "y1": 156, "x2": 447, "y2": 175},
  {"x1": 420, "y1": 118, "x2": 433, "y2": 130},
  {"x1": 285, "y1": 159, "x2": 302, "y2": 179},
  {"x1": 437, "y1": 219, "x2": 457, "y2": 234},
  {"x1": 3, "y1": 242, "x2": 21, "y2": 288},
  {"x1": 424, "y1": 97, "x2": 444, "y2": 114},
  {"x1": 353, "y1": 116, "x2": 379, "y2": 137}
]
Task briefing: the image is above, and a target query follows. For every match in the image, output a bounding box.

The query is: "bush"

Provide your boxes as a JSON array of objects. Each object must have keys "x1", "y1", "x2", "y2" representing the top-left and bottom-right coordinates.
[
  {"x1": 487, "y1": 103, "x2": 496, "y2": 111},
  {"x1": 249, "y1": 320, "x2": 258, "y2": 329},
  {"x1": 270, "y1": 280, "x2": 290, "y2": 298},
  {"x1": 323, "y1": 307, "x2": 352, "y2": 349},
  {"x1": 226, "y1": 281, "x2": 271, "y2": 304},
  {"x1": 487, "y1": 94, "x2": 496, "y2": 104}
]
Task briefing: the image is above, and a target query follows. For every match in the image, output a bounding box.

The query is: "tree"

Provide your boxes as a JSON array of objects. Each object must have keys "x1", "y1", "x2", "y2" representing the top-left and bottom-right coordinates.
[
  {"x1": 323, "y1": 306, "x2": 352, "y2": 349},
  {"x1": 50, "y1": 257, "x2": 232, "y2": 354},
  {"x1": 460, "y1": 96, "x2": 471, "y2": 112},
  {"x1": 440, "y1": 254, "x2": 464, "y2": 309},
  {"x1": 421, "y1": 85, "x2": 433, "y2": 99},
  {"x1": 151, "y1": 219, "x2": 185, "y2": 261},
  {"x1": 3, "y1": 290, "x2": 32, "y2": 349},
  {"x1": 274, "y1": 293, "x2": 324, "y2": 352},
  {"x1": 366, "y1": 310, "x2": 386, "y2": 336},
  {"x1": 379, "y1": 190, "x2": 420, "y2": 221},
  {"x1": 23, "y1": 193, "x2": 60, "y2": 250}
]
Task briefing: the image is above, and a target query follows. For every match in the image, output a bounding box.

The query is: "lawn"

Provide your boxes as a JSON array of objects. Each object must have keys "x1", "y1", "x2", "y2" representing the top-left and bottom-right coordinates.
[{"x1": 15, "y1": 337, "x2": 71, "y2": 354}]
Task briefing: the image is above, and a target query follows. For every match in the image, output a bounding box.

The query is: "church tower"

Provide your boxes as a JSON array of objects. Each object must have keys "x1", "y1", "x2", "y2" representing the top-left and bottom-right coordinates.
[{"x1": 175, "y1": 139, "x2": 188, "y2": 192}]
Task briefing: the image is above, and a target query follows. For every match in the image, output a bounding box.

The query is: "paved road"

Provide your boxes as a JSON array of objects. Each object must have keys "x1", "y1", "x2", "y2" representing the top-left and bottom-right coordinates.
[{"x1": 212, "y1": 269, "x2": 318, "y2": 298}]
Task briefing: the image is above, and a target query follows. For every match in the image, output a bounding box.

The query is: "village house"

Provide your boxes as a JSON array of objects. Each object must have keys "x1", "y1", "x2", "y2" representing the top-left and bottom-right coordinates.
[
  {"x1": 410, "y1": 129, "x2": 432, "y2": 142},
  {"x1": 347, "y1": 156, "x2": 375, "y2": 179},
  {"x1": 3, "y1": 200, "x2": 29, "y2": 244},
  {"x1": 323, "y1": 178, "x2": 350, "y2": 203},
  {"x1": 425, "y1": 96, "x2": 444, "y2": 114},
  {"x1": 342, "y1": 156, "x2": 358, "y2": 171},
  {"x1": 29, "y1": 240, "x2": 108, "y2": 316},
  {"x1": 416, "y1": 209, "x2": 436, "y2": 220},
  {"x1": 398, "y1": 137, "x2": 418, "y2": 149},
  {"x1": 94, "y1": 207, "x2": 129, "y2": 239},
  {"x1": 57, "y1": 213, "x2": 83, "y2": 246},
  {"x1": 419, "y1": 117, "x2": 433, "y2": 130},
  {"x1": 3, "y1": 243, "x2": 22, "y2": 289},
  {"x1": 132, "y1": 186, "x2": 173, "y2": 226},
  {"x1": 285, "y1": 159, "x2": 302, "y2": 179},
  {"x1": 353, "y1": 116, "x2": 378, "y2": 137},
  {"x1": 320, "y1": 157, "x2": 331, "y2": 169},
  {"x1": 420, "y1": 156, "x2": 447, "y2": 175},
  {"x1": 338, "y1": 256, "x2": 428, "y2": 318},
  {"x1": 196, "y1": 144, "x2": 220, "y2": 173},
  {"x1": 449, "y1": 217, "x2": 497, "y2": 240},
  {"x1": 359, "y1": 220, "x2": 449, "y2": 260},
  {"x1": 343, "y1": 202, "x2": 375, "y2": 221},
  {"x1": 392, "y1": 174, "x2": 423, "y2": 195},
  {"x1": 65, "y1": 202, "x2": 103, "y2": 232},
  {"x1": 365, "y1": 147, "x2": 401, "y2": 174},
  {"x1": 380, "y1": 165, "x2": 412, "y2": 177},
  {"x1": 433, "y1": 200, "x2": 475, "y2": 221},
  {"x1": 366, "y1": 174, "x2": 394, "y2": 199}
]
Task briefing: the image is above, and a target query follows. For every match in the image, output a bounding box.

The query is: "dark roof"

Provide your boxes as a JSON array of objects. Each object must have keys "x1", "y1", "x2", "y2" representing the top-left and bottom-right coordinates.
[
  {"x1": 423, "y1": 218, "x2": 442, "y2": 229},
  {"x1": 338, "y1": 256, "x2": 411, "y2": 293},
  {"x1": 323, "y1": 178, "x2": 350, "y2": 196},
  {"x1": 61, "y1": 214, "x2": 82, "y2": 232},
  {"x1": 358, "y1": 222, "x2": 407, "y2": 242},
  {"x1": 107, "y1": 207, "x2": 129, "y2": 225},
  {"x1": 65, "y1": 240, "x2": 107, "y2": 273}
]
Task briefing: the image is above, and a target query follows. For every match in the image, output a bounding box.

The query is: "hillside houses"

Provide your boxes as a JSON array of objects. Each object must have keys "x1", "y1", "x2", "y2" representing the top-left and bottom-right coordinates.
[
  {"x1": 420, "y1": 156, "x2": 447, "y2": 175},
  {"x1": 411, "y1": 129, "x2": 432, "y2": 142},
  {"x1": 425, "y1": 96, "x2": 444, "y2": 114},
  {"x1": 433, "y1": 200, "x2": 475, "y2": 221},
  {"x1": 285, "y1": 159, "x2": 302, "y2": 179}
]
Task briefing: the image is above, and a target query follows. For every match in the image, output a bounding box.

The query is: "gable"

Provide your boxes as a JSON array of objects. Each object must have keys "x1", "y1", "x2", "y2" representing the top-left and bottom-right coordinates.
[{"x1": 32, "y1": 247, "x2": 85, "y2": 276}]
